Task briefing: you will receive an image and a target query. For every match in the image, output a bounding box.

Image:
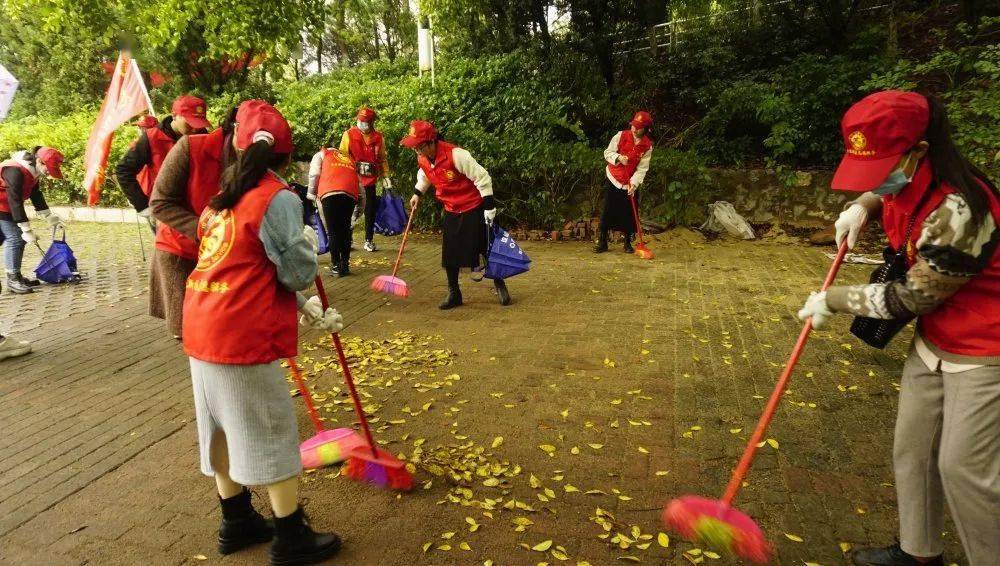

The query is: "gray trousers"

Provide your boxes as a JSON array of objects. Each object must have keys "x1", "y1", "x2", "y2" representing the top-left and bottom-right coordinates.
[{"x1": 894, "y1": 348, "x2": 1000, "y2": 565}]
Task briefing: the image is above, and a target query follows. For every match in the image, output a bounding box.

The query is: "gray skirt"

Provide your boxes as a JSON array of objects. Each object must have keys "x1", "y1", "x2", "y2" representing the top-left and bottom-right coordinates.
[{"x1": 189, "y1": 358, "x2": 302, "y2": 486}]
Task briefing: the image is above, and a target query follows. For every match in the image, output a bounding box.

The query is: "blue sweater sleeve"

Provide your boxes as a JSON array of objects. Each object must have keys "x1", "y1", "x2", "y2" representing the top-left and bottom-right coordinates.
[{"x1": 259, "y1": 190, "x2": 318, "y2": 293}]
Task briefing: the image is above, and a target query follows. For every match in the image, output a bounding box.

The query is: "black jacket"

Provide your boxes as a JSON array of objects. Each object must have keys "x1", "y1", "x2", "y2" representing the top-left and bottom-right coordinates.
[{"x1": 115, "y1": 116, "x2": 181, "y2": 212}]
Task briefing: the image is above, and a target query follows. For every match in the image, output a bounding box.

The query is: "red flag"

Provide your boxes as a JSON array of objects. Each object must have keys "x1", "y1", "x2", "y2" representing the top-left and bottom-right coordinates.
[{"x1": 83, "y1": 52, "x2": 154, "y2": 205}]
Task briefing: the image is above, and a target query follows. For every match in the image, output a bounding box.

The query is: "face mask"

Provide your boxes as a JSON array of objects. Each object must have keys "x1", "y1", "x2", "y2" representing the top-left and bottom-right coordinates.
[
  {"x1": 873, "y1": 154, "x2": 915, "y2": 196},
  {"x1": 357, "y1": 121, "x2": 371, "y2": 133}
]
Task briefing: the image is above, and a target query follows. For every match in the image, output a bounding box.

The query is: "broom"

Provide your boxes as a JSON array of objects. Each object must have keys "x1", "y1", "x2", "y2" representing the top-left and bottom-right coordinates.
[
  {"x1": 286, "y1": 358, "x2": 365, "y2": 470},
  {"x1": 662, "y1": 241, "x2": 849, "y2": 562},
  {"x1": 314, "y1": 276, "x2": 414, "y2": 491},
  {"x1": 628, "y1": 192, "x2": 653, "y2": 260},
  {"x1": 371, "y1": 198, "x2": 419, "y2": 297}
]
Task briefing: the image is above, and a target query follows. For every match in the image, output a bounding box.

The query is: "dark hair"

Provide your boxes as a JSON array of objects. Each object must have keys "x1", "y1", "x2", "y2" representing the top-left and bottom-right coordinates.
[
  {"x1": 924, "y1": 94, "x2": 998, "y2": 226},
  {"x1": 210, "y1": 140, "x2": 289, "y2": 210},
  {"x1": 220, "y1": 106, "x2": 240, "y2": 169}
]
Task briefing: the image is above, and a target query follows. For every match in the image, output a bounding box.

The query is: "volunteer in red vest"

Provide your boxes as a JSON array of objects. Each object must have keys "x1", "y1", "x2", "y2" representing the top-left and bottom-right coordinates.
[
  {"x1": 115, "y1": 95, "x2": 211, "y2": 231},
  {"x1": 797, "y1": 91, "x2": 1000, "y2": 566},
  {"x1": 596, "y1": 111, "x2": 654, "y2": 253},
  {"x1": 307, "y1": 145, "x2": 362, "y2": 276},
  {"x1": 340, "y1": 106, "x2": 391, "y2": 252},
  {"x1": 401, "y1": 120, "x2": 511, "y2": 309},
  {"x1": 0, "y1": 147, "x2": 65, "y2": 294},
  {"x1": 182, "y1": 100, "x2": 343, "y2": 563},
  {"x1": 148, "y1": 105, "x2": 238, "y2": 338}
]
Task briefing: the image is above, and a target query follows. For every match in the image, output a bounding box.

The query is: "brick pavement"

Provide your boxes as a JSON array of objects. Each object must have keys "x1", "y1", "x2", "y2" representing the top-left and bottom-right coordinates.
[{"x1": 0, "y1": 223, "x2": 968, "y2": 565}]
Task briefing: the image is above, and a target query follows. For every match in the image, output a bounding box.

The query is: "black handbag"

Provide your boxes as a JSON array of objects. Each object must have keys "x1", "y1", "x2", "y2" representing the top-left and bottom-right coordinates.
[{"x1": 849, "y1": 185, "x2": 935, "y2": 349}]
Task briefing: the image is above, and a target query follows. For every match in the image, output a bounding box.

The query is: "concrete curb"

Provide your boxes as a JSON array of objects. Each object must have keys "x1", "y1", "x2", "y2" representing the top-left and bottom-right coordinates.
[{"x1": 27, "y1": 207, "x2": 140, "y2": 223}]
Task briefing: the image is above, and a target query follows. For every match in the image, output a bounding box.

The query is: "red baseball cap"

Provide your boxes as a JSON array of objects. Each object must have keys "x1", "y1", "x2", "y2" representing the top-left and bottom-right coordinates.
[
  {"x1": 235, "y1": 99, "x2": 294, "y2": 153},
  {"x1": 400, "y1": 120, "x2": 437, "y2": 148},
  {"x1": 357, "y1": 107, "x2": 376, "y2": 122},
  {"x1": 630, "y1": 111, "x2": 653, "y2": 130},
  {"x1": 136, "y1": 115, "x2": 159, "y2": 129},
  {"x1": 36, "y1": 147, "x2": 64, "y2": 179},
  {"x1": 832, "y1": 90, "x2": 929, "y2": 192},
  {"x1": 171, "y1": 95, "x2": 212, "y2": 130}
]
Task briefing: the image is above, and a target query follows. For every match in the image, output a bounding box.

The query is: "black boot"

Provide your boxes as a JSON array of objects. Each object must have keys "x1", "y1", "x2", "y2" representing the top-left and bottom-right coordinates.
[
  {"x1": 17, "y1": 274, "x2": 40, "y2": 288},
  {"x1": 338, "y1": 258, "x2": 350, "y2": 277},
  {"x1": 593, "y1": 231, "x2": 609, "y2": 253},
  {"x1": 6, "y1": 274, "x2": 32, "y2": 294},
  {"x1": 494, "y1": 278, "x2": 511, "y2": 306},
  {"x1": 439, "y1": 286, "x2": 463, "y2": 310},
  {"x1": 623, "y1": 234, "x2": 635, "y2": 253},
  {"x1": 269, "y1": 507, "x2": 341, "y2": 566},
  {"x1": 218, "y1": 489, "x2": 273, "y2": 555},
  {"x1": 851, "y1": 543, "x2": 943, "y2": 566}
]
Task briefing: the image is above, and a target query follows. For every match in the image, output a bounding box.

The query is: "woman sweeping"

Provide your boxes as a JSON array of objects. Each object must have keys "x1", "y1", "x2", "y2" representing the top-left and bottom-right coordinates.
[
  {"x1": 401, "y1": 120, "x2": 510, "y2": 309},
  {"x1": 307, "y1": 144, "x2": 362, "y2": 276},
  {"x1": 797, "y1": 91, "x2": 999, "y2": 566},
  {"x1": 595, "y1": 111, "x2": 654, "y2": 253},
  {"x1": 183, "y1": 100, "x2": 344, "y2": 564}
]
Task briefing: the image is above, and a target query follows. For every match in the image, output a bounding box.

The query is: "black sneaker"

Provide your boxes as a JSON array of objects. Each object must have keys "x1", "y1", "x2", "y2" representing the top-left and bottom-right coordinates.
[
  {"x1": 269, "y1": 508, "x2": 341, "y2": 566},
  {"x1": 338, "y1": 261, "x2": 350, "y2": 277},
  {"x1": 18, "y1": 274, "x2": 41, "y2": 288},
  {"x1": 623, "y1": 237, "x2": 635, "y2": 253},
  {"x1": 593, "y1": 241, "x2": 608, "y2": 253},
  {"x1": 851, "y1": 542, "x2": 943, "y2": 566},
  {"x1": 439, "y1": 288, "x2": 463, "y2": 310},
  {"x1": 6, "y1": 274, "x2": 32, "y2": 294},
  {"x1": 494, "y1": 279, "x2": 511, "y2": 306},
  {"x1": 218, "y1": 490, "x2": 273, "y2": 555},
  {"x1": 328, "y1": 264, "x2": 340, "y2": 276}
]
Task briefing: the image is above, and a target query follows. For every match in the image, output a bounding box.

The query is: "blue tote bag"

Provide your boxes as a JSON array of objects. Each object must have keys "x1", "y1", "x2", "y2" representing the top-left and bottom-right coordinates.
[
  {"x1": 34, "y1": 228, "x2": 80, "y2": 284},
  {"x1": 485, "y1": 226, "x2": 531, "y2": 280},
  {"x1": 307, "y1": 210, "x2": 329, "y2": 254},
  {"x1": 373, "y1": 190, "x2": 407, "y2": 236}
]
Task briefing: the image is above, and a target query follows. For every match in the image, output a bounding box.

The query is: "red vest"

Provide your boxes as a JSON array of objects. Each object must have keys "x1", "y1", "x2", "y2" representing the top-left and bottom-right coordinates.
[
  {"x1": 417, "y1": 141, "x2": 483, "y2": 214},
  {"x1": 881, "y1": 161, "x2": 1000, "y2": 357},
  {"x1": 182, "y1": 172, "x2": 298, "y2": 364},
  {"x1": 345, "y1": 127, "x2": 383, "y2": 185},
  {"x1": 317, "y1": 148, "x2": 360, "y2": 200},
  {"x1": 136, "y1": 126, "x2": 177, "y2": 197},
  {"x1": 607, "y1": 130, "x2": 653, "y2": 186},
  {"x1": 155, "y1": 128, "x2": 225, "y2": 260},
  {"x1": 0, "y1": 161, "x2": 37, "y2": 213}
]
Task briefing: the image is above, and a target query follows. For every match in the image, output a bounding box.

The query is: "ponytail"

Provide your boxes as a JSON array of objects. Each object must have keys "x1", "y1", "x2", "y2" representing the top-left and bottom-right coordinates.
[
  {"x1": 924, "y1": 94, "x2": 998, "y2": 226},
  {"x1": 211, "y1": 140, "x2": 288, "y2": 210},
  {"x1": 220, "y1": 106, "x2": 240, "y2": 169}
]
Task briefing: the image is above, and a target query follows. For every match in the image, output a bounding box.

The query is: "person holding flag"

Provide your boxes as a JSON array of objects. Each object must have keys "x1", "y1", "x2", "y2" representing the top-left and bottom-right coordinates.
[
  {"x1": 0, "y1": 147, "x2": 65, "y2": 294},
  {"x1": 401, "y1": 120, "x2": 511, "y2": 309},
  {"x1": 340, "y1": 106, "x2": 391, "y2": 252},
  {"x1": 595, "y1": 111, "x2": 654, "y2": 254},
  {"x1": 115, "y1": 96, "x2": 211, "y2": 231}
]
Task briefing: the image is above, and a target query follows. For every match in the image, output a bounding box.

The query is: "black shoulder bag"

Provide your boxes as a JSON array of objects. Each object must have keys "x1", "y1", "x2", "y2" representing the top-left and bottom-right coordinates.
[{"x1": 849, "y1": 184, "x2": 935, "y2": 349}]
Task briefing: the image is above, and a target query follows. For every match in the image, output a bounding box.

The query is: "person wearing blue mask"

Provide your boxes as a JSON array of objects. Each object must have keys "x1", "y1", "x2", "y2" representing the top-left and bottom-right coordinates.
[{"x1": 798, "y1": 91, "x2": 1000, "y2": 566}]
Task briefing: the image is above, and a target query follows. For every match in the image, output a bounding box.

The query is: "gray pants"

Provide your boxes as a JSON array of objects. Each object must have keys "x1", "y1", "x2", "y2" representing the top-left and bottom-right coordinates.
[{"x1": 895, "y1": 348, "x2": 1000, "y2": 565}]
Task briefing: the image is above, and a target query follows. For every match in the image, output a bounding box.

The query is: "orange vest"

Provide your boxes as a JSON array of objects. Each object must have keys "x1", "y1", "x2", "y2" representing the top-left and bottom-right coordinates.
[
  {"x1": 345, "y1": 127, "x2": 383, "y2": 185},
  {"x1": 607, "y1": 130, "x2": 653, "y2": 186},
  {"x1": 317, "y1": 148, "x2": 360, "y2": 200},
  {"x1": 155, "y1": 128, "x2": 225, "y2": 260},
  {"x1": 136, "y1": 126, "x2": 177, "y2": 197},
  {"x1": 182, "y1": 172, "x2": 298, "y2": 364},
  {"x1": 417, "y1": 141, "x2": 483, "y2": 214},
  {"x1": 0, "y1": 161, "x2": 37, "y2": 213},
  {"x1": 882, "y1": 161, "x2": 1000, "y2": 357}
]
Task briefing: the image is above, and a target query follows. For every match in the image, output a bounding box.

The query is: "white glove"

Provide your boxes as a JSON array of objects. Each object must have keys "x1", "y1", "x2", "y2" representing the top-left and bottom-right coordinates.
[
  {"x1": 302, "y1": 226, "x2": 319, "y2": 253},
  {"x1": 137, "y1": 207, "x2": 152, "y2": 218},
  {"x1": 409, "y1": 194, "x2": 420, "y2": 212},
  {"x1": 382, "y1": 177, "x2": 393, "y2": 190},
  {"x1": 306, "y1": 191, "x2": 317, "y2": 202},
  {"x1": 484, "y1": 208, "x2": 497, "y2": 226},
  {"x1": 38, "y1": 209, "x2": 64, "y2": 229},
  {"x1": 17, "y1": 222, "x2": 36, "y2": 244},
  {"x1": 298, "y1": 296, "x2": 344, "y2": 332},
  {"x1": 835, "y1": 204, "x2": 868, "y2": 250},
  {"x1": 797, "y1": 291, "x2": 833, "y2": 329}
]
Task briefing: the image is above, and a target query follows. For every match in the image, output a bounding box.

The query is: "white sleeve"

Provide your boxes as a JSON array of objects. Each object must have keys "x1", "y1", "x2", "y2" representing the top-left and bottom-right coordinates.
[
  {"x1": 415, "y1": 168, "x2": 431, "y2": 194},
  {"x1": 451, "y1": 148, "x2": 493, "y2": 198},
  {"x1": 307, "y1": 151, "x2": 324, "y2": 196},
  {"x1": 630, "y1": 147, "x2": 653, "y2": 188},
  {"x1": 604, "y1": 132, "x2": 623, "y2": 165}
]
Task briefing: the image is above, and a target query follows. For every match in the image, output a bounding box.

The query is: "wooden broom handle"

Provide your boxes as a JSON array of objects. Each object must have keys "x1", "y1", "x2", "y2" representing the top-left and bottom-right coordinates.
[
  {"x1": 390, "y1": 199, "x2": 419, "y2": 278},
  {"x1": 721, "y1": 241, "x2": 849, "y2": 505}
]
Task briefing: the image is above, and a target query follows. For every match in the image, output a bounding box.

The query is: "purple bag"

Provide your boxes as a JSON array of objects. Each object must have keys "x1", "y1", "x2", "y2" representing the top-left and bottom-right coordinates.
[{"x1": 484, "y1": 226, "x2": 530, "y2": 280}]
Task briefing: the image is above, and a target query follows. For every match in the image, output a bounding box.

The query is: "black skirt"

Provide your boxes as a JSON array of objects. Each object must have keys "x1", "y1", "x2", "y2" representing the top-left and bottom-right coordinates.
[
  {"x1": 600, "y1": 179, "x2": 639, "y2": 233},
  {"x1": 442, "y1": 204, "x2": 489, "y2": 268}
]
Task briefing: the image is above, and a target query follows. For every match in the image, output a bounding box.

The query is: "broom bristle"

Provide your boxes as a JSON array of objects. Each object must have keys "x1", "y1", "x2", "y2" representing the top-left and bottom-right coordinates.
[
  {"x1": 663, "y1": 497, "x2": 770, "y2": 564},
  {"x1": 371, "y1": 275, "x2": 410, "y2": 297},
  {"x1": 342, "y1": 447, "x2": 415, "y2": 491}
]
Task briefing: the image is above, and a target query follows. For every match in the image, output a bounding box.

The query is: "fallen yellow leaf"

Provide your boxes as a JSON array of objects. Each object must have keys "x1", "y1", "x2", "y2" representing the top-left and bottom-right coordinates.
[
  {"x1": 657, "y1": 532, "x2": 670, "y2": 547},
  {"x1": 784, "y1": 533, "x2": 803, "y2": 542},
  {"x1": 532, "y1": 540, "x2": 554, "y2": 552}
]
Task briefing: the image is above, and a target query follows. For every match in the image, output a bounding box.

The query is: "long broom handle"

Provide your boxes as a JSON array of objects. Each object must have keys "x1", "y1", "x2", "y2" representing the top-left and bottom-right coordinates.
[
  {"x1": 628, "y1": 192, "x2": 647, "y2": 246},
  {"x1": 389, "y1": 199, "x2": 420, "y2": 278},
  {"x1": 721, "y1": 241, "x2": 849, "y2": 505},
  {"x1": 287, "y1": 358, "x2": 325, "y2": 434},
  {"x1": 313, "y1": 276, "x2": 379, "y2": 458}
]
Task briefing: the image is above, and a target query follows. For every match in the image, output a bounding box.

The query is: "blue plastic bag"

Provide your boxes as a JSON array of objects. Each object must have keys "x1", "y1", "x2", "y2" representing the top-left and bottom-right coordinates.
[
  {"x1": 34, "y1": 229, "x2": 79, "y2": 284},
  {"x1": 485, "y1": 226, "x2": 530, "y2": 280},
  {"x1": 373, "y1": 190, "x2": 407, "y2": 236},
  {"x1": 307, "y1": 210, "x2": 329, "y2": 254}
]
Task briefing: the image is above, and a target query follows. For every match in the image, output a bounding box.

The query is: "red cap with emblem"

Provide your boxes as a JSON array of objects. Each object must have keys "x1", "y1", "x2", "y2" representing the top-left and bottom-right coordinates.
[
  {"x1": 235, "y1": 100, "x2": 294, "y2": 153},
  {"x1": 630, "y1": 111, "x2": 653, "y2": 130},
  {"x1": 171, "y1": 95, "x2": 212, "y2": 130},
  {"x1": 832, "y1": 90, "x2": 929, "y2": 192},
  {"x1": 357, "y1": 106, "x2": 376, "y2": 122},
  {"x1": 400, "y1": 120, "x2": 437, "y2": 148},
  {"x1": 36, "y1": 147, "x2": 64, "y2": 179}
]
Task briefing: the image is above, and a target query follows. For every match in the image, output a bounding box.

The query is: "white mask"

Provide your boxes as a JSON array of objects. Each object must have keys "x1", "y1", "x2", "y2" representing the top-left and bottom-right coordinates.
[{"x1": 357, "y1": 121, "x2": 371, "y2": 133}]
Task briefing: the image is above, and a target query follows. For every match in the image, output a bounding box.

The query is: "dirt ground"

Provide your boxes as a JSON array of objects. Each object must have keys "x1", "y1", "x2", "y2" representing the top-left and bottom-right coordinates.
[{"x1": 0, "y1": 222, "x2": 967, "y2": 566}]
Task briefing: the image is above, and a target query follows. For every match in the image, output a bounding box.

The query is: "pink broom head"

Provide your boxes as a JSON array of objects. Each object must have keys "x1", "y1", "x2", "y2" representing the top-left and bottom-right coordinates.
[
  {"x1": 371, "y1": 275, "x2": 409, "y2": 297},
  {"x1": 342, "y1": 445, "x2": 414, "y2": 491},
  {"x1": 663, "y1": 496, "x2": 770, "y2": 564},
  {"x1": 299, "y1": 428, "x2": 366, "y2": 470},
  {"x1": 635, "y1": 244, "x2": 654, "y2": 260}
]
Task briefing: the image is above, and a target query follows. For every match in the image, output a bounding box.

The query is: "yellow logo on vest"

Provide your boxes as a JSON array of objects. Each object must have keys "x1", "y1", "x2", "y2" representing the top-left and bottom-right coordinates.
[
  {"x1": 847, "y1": 130, "x2": 875, "y2": 157},
  {"x1": 443, "y1": 169, "x2": 457, "y2": 182},
  {"x1": 195, "y1": 209, "x2": 236, "y2": 272}
]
